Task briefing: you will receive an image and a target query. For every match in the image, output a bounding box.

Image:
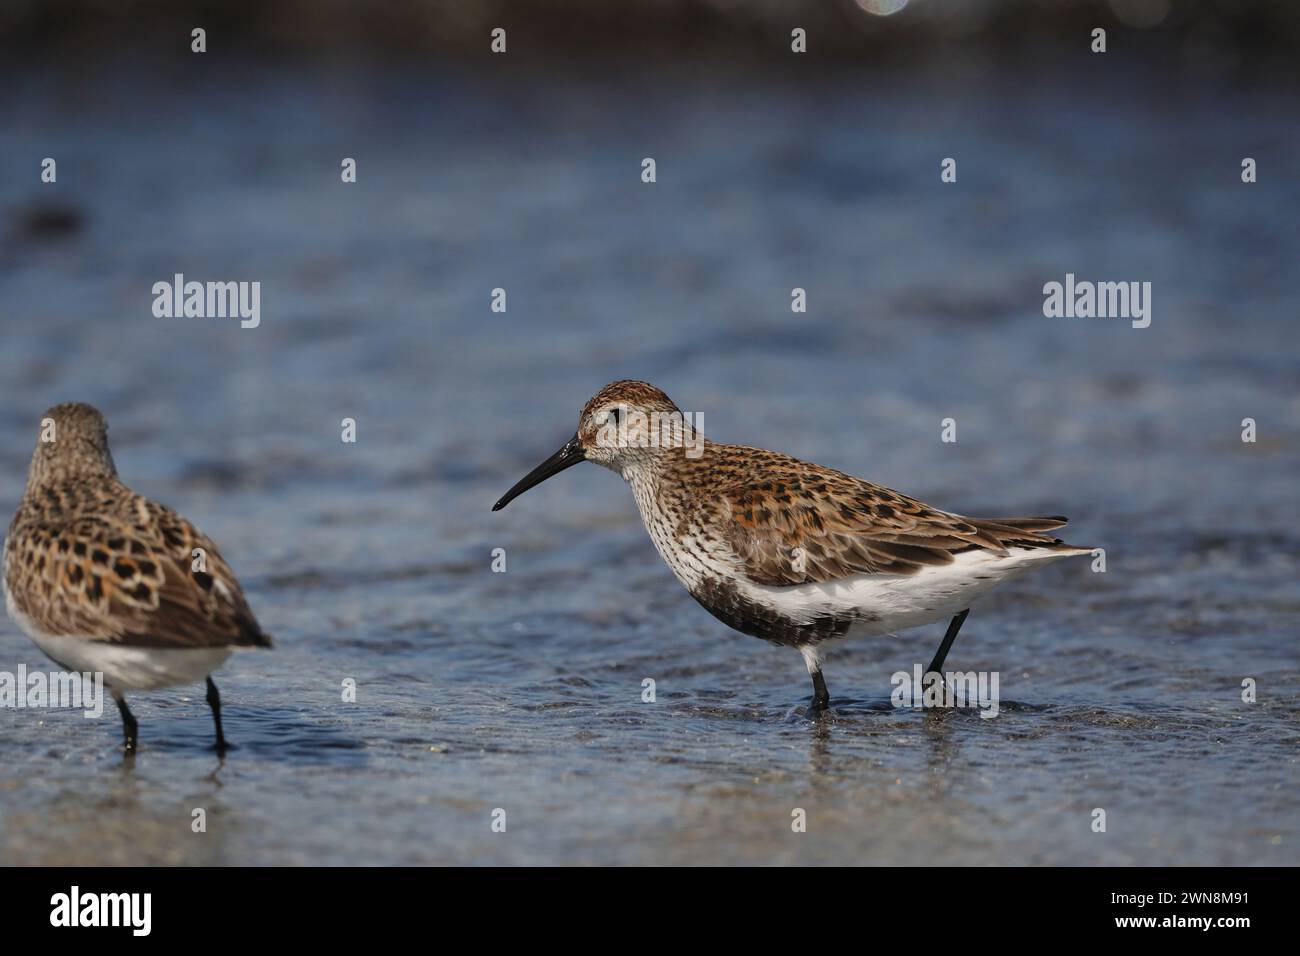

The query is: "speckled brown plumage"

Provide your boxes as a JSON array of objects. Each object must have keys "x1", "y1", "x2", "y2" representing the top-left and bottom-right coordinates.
[
  {"x1": 573, "y1": 381, "x2": 1080, "y2": 588},
  {"x1": 684, "y1": 445, "x2": 1070, "y2": 586},
  {"x1": 4, "y1": 404, "x2": 270, "y2": 651},
  {"x1": 496, "y1": 380, "x2": 1093, "y2": 713}
]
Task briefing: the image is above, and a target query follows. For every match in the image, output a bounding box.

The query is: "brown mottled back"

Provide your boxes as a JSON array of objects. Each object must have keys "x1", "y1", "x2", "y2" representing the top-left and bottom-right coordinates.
[
  {"x1": 644, "y1": 438, "x2": 1080, "y2": 588},
  {"x1": 4, "y1": 403, "x2": 271, "y2": 649}
]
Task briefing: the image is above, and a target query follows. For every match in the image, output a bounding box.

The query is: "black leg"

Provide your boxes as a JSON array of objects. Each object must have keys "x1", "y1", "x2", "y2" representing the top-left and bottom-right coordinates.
[
  {"x1": 926, "y1": 608, "x2": 971, "y2": 682},
  {"x1": 206, "y1": 676, "x2": 229, "y2": 753},
  {"x1": 114, "y1": 692, "x2": 138, "y2": 752},
  {"x1": 809, "y1": 668, "x2": 830, "y2": 714}
]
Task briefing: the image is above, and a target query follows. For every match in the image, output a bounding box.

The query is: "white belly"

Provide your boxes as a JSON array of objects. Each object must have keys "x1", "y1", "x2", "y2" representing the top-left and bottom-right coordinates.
[
  {"x1": 5, "y1": 578, "x2": 231, "y2": 691},
  {"x1": 25, "y1": 633, "x2": 232, "y2": 691},
  {"x1": 738, "y1": 546, "x2": 1084, "y2": 638}
]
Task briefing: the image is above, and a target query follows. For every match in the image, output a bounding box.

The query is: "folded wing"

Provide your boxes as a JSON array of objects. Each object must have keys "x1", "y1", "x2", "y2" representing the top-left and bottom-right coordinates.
[
  {"x1": 13, "y1": 497, "x2": 271, "y2": 649},
  {"x1": 720, "y1": 462, "x2": 1072, "y2": 587}
]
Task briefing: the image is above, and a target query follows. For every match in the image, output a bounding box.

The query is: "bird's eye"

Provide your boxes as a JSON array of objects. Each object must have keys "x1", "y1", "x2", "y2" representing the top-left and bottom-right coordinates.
[{"x1": 605, "y1": 406, "x2": 621, "y2": 424}]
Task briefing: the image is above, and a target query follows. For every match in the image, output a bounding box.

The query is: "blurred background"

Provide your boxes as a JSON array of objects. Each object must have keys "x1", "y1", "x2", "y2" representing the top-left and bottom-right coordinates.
[
  {"x1": 0, "y1": 1, "x2": 1296, "y2": 866},
  {"x1": 5, "y1": 0, "x2": 1300, "y2": 65}
]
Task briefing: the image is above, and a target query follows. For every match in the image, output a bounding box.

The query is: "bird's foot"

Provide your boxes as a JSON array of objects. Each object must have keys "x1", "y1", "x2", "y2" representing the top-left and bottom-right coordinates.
[{"x1": 806, "y1": 696, "x2": 830, "y2": 719}]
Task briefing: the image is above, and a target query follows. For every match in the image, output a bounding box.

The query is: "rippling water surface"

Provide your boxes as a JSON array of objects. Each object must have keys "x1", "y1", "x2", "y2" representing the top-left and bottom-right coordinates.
[{"x1": 0, "y1": 56, "x2": 1297, "y2": 865}]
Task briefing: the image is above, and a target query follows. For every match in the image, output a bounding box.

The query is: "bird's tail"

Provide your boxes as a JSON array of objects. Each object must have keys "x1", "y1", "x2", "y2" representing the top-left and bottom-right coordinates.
[{"x1": 970, "y1": 515, "x2": 1094, "y2": 555}]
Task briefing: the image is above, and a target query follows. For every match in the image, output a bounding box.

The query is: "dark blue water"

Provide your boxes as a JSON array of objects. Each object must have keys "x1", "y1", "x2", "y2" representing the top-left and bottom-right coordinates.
[{"x1": 0, "y1": 57, "x2": 1296, "y2": 865}]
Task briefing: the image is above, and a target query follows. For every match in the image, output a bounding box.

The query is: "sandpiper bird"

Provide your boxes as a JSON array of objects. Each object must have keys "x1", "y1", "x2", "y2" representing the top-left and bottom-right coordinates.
[
  {"x1": 493, "y1": 381, "x2": 1091, "y2": 713},
  {"x1": 3, "y1": 403, "x2": 271, "y2": 752}
]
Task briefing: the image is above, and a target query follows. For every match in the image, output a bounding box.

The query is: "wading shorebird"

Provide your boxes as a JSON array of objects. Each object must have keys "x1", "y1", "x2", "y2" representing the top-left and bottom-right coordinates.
[
  {"x1": 493, "y1": 381, "x2": 1091, "y2": 713},
  {"x1": 3, "y1": 403, "x2": 271, "y2": 753}
]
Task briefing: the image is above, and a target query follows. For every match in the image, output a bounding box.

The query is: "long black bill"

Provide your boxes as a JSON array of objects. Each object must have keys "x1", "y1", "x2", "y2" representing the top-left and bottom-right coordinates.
[{"x1": 492, "y1": 433, "x2": 586, "y2": 511}]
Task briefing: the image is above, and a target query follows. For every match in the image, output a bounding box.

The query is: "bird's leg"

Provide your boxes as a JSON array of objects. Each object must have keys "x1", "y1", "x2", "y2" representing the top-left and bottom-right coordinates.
[
  {"x1": 801, "y1": 645, "x2": 830, "y2": 714},
  {"x1": 809, "y1": 669, "x2": 830, "y2": 714},
  {"x1": 113, "y1": 690, "x2": 138, "y2": 752},
  {"x1": 924, "y1": 608, "x2": 971, "y2": 706},
  {"x1": 206, "y1": 676, "x2": 230, "y2": 753}
]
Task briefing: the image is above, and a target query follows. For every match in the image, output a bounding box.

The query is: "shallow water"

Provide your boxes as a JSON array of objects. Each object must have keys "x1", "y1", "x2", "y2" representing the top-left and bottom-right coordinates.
[{"x1": 0, "y1": 55, "x2": 1297, "y2": 865}]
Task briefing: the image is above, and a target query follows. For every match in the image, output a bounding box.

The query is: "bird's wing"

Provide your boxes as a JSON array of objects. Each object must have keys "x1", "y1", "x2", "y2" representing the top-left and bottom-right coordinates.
[
  {"x1": 718, "y1": 461, "x2": 1070, "y2": 587},
  {"x1": 9, "y1": 498, "x2": 271, "y2": 649}
]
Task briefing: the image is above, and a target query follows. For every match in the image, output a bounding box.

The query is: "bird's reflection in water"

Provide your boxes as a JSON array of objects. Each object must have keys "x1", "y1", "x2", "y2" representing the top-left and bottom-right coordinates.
[{"x1": 796, "y1": 695, "x2": 968, "y2": 796}]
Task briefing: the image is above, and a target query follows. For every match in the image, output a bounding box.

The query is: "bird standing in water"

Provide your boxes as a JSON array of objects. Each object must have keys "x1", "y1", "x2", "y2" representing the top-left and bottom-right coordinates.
[
  {"x1": 493, "y1": 381, "x2": 1090, "y2": 713},
  {"x1": 4, "y1": 403, "x2": 271, "y2": 752}
]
